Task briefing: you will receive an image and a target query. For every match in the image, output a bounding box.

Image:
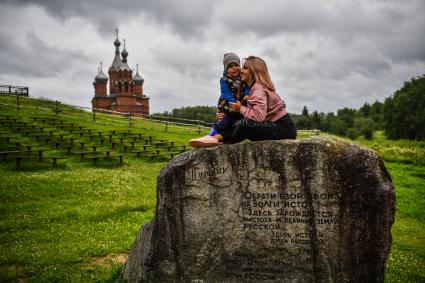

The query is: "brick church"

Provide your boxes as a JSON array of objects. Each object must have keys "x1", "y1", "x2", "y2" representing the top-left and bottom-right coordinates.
[{"x1": 92, "y1": 30, "x2": 149, "y2": 115}]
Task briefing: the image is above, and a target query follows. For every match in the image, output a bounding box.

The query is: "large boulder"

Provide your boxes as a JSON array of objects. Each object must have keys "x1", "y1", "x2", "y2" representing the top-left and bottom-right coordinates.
[{"x1": 123, "y1": 137, "x2": 395, "y2": 282}]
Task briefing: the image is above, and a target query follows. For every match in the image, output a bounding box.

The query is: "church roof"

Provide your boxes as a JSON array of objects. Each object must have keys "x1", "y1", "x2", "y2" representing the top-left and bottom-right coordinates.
[
  {"x1": 95, "y1": 70, "x2": 108, "y2": 81},
  {"x1": 133, "y1": 64, "x2": 144, "y2": 83},
  {"x1": 105, "y1": 30, "x2": 145, "y2": 79},
  {"x1": 109, "y1": 29, "x2": 124, "y2": 72},
  {"x1": 118, "y1": 62, "x2": 131, "y2": 71},
  {"x1": 134, "y1": 71, "x2": 144, "y2": 83},
  {"x1": 95, "y1": 63, "x2": 108, "y2": 81},
  {"x1": 109, "y1": 54, "x2": 122, "y2": 72},
  {"x1": 118, "y1": 39, "x2": 131, "y2": 71}
]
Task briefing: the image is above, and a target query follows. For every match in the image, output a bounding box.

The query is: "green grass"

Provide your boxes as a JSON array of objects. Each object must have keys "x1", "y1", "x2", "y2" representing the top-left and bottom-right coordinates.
[
  {"x1": 0, "y1": 160, "x2": 162, "y2": 282},
  {"x1": 0, "y1": 96, "x2": 424, "y2": 282},
  {"x1": 0, "y1": 96, "x2": 204, "y2": 282},
  {"x1": 356, "y1": 131, "x2": 425, "y2": 165},
  {"x1": 384, "y1": 162, "x2": 425, "y2": 282}
]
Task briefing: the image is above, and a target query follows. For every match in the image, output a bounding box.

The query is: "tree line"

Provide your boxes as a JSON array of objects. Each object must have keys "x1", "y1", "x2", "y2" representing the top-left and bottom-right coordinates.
[
  {"x1": 154, "y1": 106, "x2": 217, "y2": 123},
  {"x1": 154, "y1": 75, "x2": 424, "y2": 140},
  {"x1": 294, "y1": 74, "x2": 424, "y2": 140},
  {"x1": 292, "y1": 102, "x2": 383, "y2": 140}
]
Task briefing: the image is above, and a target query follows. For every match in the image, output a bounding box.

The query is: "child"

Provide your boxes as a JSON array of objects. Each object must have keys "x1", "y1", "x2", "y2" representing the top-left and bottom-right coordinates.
[{"x1": 189, "y1": 53, "x2": 250, "y2": 147}]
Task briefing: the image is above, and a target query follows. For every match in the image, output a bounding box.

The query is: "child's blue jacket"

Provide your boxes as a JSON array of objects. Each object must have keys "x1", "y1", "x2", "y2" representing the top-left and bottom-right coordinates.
[{"x1": 219, "y1": 70, "x2": 250, "y2": 103}]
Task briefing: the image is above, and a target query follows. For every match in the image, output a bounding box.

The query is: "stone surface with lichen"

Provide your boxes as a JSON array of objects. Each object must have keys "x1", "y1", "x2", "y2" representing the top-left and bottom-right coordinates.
[{"x1": 123, "y1": 137, "x2": 395, "y2": 283}]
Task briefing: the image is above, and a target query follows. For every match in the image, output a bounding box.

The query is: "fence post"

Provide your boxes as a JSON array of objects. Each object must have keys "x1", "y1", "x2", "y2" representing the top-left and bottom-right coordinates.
[
  {"x1": 16, "y1": 95, "x2": 20, "y2": 110},
  {"x1": 165, "y1": 122, "x2": 168, "y2": 131},
  {"x1": 128, "y1": 112, "x2": 133, "y2": 126},
  {"x1": 53, "y1": 100, "x2": 60, "y2": 115}
]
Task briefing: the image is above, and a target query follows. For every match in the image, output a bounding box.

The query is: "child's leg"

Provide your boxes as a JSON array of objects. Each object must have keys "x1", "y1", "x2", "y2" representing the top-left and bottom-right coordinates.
[
  {"x1": 208, "y1": 127, "x2": 218, "y2": 136},
  {"x1": 230, "y1": 116, "x2": 296, "y2": 143},
  {"x1": 214, "y1": 113, "x2": 232, "y2": 132}
]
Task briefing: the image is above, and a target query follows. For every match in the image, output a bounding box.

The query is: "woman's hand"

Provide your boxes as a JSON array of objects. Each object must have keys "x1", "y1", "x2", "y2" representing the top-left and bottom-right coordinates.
[
  {"x1": 216, "y1": 111, "x2": 224, "y2": 121},
  {"x1": 229, "y1": 101, "x2": 242, "y2": 112}
]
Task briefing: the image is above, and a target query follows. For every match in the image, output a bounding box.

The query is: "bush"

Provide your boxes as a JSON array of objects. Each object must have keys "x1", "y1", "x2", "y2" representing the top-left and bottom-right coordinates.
[
  {"x1": 354, "y1": 117, "x2": 378, "y2": 140},
  {"x1": 383, "y1": 75, "x2": 425, "y2": 140},
  {"x1": 346, "y1": 128, "x2": 360, "y2": 140}
]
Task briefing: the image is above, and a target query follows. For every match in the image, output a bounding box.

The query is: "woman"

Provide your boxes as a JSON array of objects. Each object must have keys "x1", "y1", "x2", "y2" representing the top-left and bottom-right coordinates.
[{"x1": 190, "y1": 56, "x2": 296, "y2": 147}]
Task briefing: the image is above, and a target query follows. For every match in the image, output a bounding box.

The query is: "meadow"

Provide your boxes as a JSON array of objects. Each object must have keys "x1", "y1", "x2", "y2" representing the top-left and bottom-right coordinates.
[{"x1": 0, "y1": 96, "x2": 424, "y2": 282}]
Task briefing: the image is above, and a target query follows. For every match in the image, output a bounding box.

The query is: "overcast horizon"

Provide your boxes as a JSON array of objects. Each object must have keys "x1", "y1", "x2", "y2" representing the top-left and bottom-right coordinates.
[{"x1": 1, "y1": 0, "x2": 424, "y2": 114}]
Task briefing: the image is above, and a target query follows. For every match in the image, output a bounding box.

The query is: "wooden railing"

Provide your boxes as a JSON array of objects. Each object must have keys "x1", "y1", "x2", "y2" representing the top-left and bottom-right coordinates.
[{"x1": 0, "y1": 84, "x2": 29, "y2": 97}]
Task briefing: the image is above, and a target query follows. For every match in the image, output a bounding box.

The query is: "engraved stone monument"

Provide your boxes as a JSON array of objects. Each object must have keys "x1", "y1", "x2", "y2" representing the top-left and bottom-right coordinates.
[{"x1": 123, "y1": 137, "x2": 395, "y2": 282}]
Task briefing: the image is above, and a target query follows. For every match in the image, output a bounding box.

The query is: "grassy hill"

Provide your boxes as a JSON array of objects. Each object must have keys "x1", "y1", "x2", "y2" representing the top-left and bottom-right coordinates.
[{"x1": 0, "y1": 95, "x2": 423, "y2": 282}]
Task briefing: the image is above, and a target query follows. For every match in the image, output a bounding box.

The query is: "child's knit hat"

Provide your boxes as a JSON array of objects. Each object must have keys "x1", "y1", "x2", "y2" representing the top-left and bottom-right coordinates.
[{"x1": 223, "y1": 53, "x2": 240, "y2": 70}]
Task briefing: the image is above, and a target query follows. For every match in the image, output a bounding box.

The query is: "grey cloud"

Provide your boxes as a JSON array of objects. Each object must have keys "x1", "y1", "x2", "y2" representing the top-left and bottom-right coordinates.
[
  {"x1": 279, "y1": 47, "x2": 391, "y2": 83},
  {"x1": 263, "y1": 47, "x2": 282, "y2": 61},
  {"x1": 149, "y1": 45, "x2": 217, "y2": 80},
  {"x1": 215, "y1": 1, "x2": 326, "y2": 36},
  {"x1": 217, "y1": 0, "x2": 425, "y2": 64},
  {"x1": 380, "y1": 21, "x2": 425, "y2": 63},
  {"x1": 1, "y1": 0, "x2": 215, "y2": 37},
  {"x1": 217, "y1": 1, "x2": 420, "y2": 37},
  {"x1": 321, "y1": 53, "x2": 392, "y2": 79},
  {"x1": 0, "y1": 31, "x2": 88, "y2": 78},
  {"x1": 140, "y1": 1, "x2": 215, "y2": 37},
  {"x1": 1, "y1": 0, "x2": 423, "y2": 114}
]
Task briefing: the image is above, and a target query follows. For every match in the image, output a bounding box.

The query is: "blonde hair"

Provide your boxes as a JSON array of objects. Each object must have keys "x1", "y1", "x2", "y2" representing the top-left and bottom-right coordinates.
[{"x1": 244, "y1": 56, "x2": 276, "y2": 91}]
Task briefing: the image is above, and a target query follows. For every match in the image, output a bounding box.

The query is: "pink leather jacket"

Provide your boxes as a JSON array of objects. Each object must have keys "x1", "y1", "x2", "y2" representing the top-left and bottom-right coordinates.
[{"x1": 240, "y1": 82, "x2": 288, "y2": 122}]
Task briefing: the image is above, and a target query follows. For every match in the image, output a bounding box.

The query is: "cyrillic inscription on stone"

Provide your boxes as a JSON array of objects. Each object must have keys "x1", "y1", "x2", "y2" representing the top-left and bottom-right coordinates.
[{"x1": 124, "y1": 138, "x2": 395, "y2": 283}]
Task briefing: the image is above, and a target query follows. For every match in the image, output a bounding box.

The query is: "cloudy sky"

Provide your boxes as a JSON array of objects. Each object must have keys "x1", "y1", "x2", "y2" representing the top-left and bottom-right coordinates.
[{"x1": 0, "y1": 0, "x2": 424, "y2": 114}]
